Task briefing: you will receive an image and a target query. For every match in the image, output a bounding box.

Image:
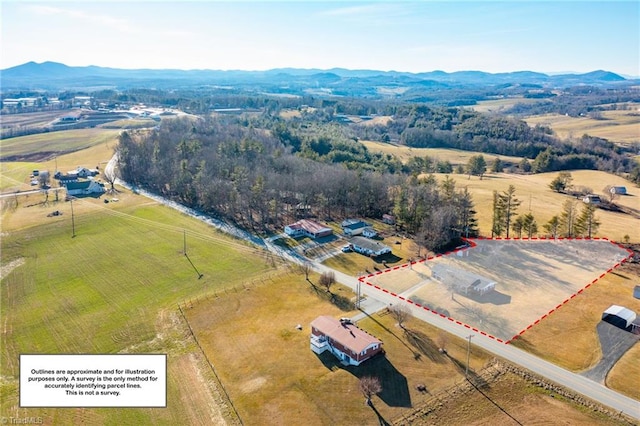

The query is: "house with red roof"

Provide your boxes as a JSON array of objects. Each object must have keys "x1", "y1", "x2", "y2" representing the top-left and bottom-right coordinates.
[
  {"x1": 310, "y1": 316, "x2": 383, "y2": 366},
  {"x1": 284, "y1": 219, "x2": 333, "y2": 239}
]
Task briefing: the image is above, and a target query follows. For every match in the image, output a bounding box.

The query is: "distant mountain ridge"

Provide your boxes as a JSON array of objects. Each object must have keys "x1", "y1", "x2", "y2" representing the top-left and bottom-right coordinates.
[{"x1": 0, "y1": 61, "x2": 631, "y2": 93}]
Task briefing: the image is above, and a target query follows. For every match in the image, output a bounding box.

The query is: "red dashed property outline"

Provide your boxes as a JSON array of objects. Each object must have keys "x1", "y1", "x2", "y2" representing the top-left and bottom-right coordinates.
[{"x1": 357, "y1": 237, "x2": 634, "y2": 345}]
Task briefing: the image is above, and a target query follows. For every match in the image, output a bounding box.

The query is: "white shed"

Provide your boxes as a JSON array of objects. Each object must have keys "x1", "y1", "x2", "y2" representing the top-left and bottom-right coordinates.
[{"x1": 602, "y1": 305, "x2": 637, "y2": 329}]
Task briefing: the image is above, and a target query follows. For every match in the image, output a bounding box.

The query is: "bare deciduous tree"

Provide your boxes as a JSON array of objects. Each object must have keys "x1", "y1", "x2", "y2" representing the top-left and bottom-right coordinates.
[
  {"x1": 298, "y1": 262, "x2": 312, "y2": 281},
  {"x1": 359, "y1": 376, "x2": 382, "y2": 406},
  {"x1": 602, "y1": 185, "x2": 619, "y2": 204},
  {"x1": 104, "y1": 164, "x2": 119, "y2": 194},
  {"x1": 389, "y1": 304, "x2": 412, "y2": 329},
  {"x1": 319, "y1": 271, "x2": 335, "y2": 293}
]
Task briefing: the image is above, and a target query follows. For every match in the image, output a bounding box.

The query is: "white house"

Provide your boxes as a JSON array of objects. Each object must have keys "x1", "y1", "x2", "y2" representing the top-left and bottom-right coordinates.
[
  {"x1": 362, "y1": 227, "x2": 378, "y2": 239},
  {"x1": 65, "y1": 180, "x2": 105, "y2": 197},
  {"x1": 349, "y1": 236, "x2": 391, "y2": 257}
]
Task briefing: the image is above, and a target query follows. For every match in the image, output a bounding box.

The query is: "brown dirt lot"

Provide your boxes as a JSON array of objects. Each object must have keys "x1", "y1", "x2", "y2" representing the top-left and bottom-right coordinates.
[{"x1": 366, "y1": 239, "x2": 630, "y2": 342}]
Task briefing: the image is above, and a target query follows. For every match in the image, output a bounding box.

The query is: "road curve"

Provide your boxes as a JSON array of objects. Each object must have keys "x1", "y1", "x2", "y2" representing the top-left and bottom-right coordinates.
[{"x1": 107, "y1": 154, "x2": 639, "y2": 419}]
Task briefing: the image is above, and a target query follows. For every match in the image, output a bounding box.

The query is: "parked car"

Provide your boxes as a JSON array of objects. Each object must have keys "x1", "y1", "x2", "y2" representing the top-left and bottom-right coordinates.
[{"x1": 341, "y1": 245, "x2": 352, "y2": 253}]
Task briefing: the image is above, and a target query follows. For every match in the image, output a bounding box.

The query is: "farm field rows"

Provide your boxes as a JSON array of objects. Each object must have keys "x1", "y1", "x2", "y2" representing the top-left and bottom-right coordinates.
[{"x1": 0, "y1": 128, "x2": 120, "y2": 162}]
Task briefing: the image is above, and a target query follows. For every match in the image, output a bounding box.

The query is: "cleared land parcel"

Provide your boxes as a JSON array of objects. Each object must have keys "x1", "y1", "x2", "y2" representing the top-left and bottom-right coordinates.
[{"x1": 364, "y1": 239, "x2": 630, "y2": 342}]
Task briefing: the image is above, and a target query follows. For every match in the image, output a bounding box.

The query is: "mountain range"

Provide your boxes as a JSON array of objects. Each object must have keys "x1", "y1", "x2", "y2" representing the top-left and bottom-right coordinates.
[{"x1": 0, "y1": 61, "x2": 633, "y2": 94}]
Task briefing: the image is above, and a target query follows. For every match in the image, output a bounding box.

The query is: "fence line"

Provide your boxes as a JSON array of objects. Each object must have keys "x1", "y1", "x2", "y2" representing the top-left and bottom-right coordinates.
[{"x1": 177, "y1": 303, "x2": 243, "y2": 426}]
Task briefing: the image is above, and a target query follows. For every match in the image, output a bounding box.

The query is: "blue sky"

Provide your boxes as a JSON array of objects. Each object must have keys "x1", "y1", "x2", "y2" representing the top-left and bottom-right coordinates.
[{"x1": 2, "y1": 1, "x2": 638, "y2": 76}]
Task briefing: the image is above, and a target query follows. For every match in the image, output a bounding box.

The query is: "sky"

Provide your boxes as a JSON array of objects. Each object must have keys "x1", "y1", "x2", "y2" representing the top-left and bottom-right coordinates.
[{"x1": 1, "y1": 1, "x2": 639, "y2": 76}]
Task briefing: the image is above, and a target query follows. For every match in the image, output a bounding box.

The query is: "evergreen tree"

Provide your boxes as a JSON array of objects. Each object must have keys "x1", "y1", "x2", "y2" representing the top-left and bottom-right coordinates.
[
  {"x1": 497, "y1": 185, "x2": 520, "y2": 238},
  {"x1": 491, "y1": 157, "x2": 503, "y2": 173},
  {"x1": 456, "y1": 187, "x2": 479, "y2": 238},
  {"x1": 512, "y1": 216, "x2": 524, "y2": 238},
  {"x1": 543, "y1": 215, "x2": 561, "y2": 238},
  {"x1": 559, "y1": 199, "x2": 579, "y2": 237},
  {"x1": 575, "y1": 203, "x2": 600, "y2": 238},
  {"x1": 491, "y1": 190, "x2": 503, "y2": 237},
  {"x1": 466, "y1": 155, "x2": 487, "y2": 180},
  {"x1": 522, "y1": 212, "x2": 538, "y2": 238}
]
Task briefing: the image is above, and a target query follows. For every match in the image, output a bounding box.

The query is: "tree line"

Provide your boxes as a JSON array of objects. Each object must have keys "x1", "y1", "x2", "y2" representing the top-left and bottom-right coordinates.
[{"x1": 117, "y1": 116, "x2": 478, "y2": 251}]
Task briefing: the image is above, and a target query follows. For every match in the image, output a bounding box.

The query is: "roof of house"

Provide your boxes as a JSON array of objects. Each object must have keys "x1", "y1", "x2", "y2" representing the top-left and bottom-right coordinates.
[
  {"x1": 287, "y1": 219, "x2": 331, "y2": 234},
  {"x1": 65, "y1": 181, "x2": 92, "y2": 190},
  {"x1": 311, "y1": 316, "x2": 381, "y2": 354},
  {"x1": 341, "y1": 219, "x2": 369, "y2": 230},
  {"x1": 603, "y1": 305, "x2": 637, "y2": 323},
  {"x1": 350, "y1": 236, "x2": 390, "y2": 253}
]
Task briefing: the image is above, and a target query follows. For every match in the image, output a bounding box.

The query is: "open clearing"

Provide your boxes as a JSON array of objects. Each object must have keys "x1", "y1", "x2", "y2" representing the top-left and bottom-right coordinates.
[
  {"x1": 1, "y1": 184, "x2": 277, "y2": 424},
  {"x1": 469, "y1": 97, "x2": 546, "y2": 113},
  {"x1": 364, "y1": 239, "x2": 630, "y2": 342},
  {"x1": 437, "y1": 171, "x2": 640, "y2": 242},
  {"x1": 185, "y1": 271, "x2": 627, "y2": 425},
  {"x1": 0, "y1": 128, "x2": 120, "y2": 162},
  {"x1": 361, "y1": 140, "x2": 525, "y2": 166},
  {"x1": 524, "y1": 107, "x2": 640, "y2": 145}
]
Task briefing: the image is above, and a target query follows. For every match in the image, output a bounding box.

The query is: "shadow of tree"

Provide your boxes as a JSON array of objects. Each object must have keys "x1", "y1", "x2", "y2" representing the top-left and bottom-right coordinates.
[
  {"x1": 369, "y1": 402, "x2": 392, "y2": 426},
  {"x1": 445, "y1": 353, "x2": 489, "y2": 389},
  {"x1": 403, "y1": 328, "x2": 447, "y2": 363},
  {"x1": 316, "y1": 352, "x2": 412, "y2": 407}
]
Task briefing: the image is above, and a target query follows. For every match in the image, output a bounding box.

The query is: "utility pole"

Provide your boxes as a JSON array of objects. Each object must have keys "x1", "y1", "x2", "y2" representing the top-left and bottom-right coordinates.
[
  {"x1": 184, "y1": 229, "x2": 187, "y2": 255},
  {"x1": 465, "y1": 334, "x2": 474, "y2": 378}
]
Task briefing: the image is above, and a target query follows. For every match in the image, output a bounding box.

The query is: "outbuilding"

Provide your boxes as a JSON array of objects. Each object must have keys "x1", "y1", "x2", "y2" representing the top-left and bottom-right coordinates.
[{"x1": 602, "y1": 305, "x2": 637, "y2": 330}]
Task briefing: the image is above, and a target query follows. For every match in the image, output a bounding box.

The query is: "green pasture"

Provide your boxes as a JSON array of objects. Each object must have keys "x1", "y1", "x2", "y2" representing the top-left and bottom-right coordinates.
[
  {"x1": 0, "y1": 128, "x2": 120, "y2": 160},
  {"x1": 1, "y1": 195, "x2": 276, "y2": 422}
]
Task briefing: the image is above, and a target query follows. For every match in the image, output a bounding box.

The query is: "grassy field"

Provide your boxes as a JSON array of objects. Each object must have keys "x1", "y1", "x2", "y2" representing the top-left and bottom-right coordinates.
[
  {"x1": 361, "y1": 140, "x2": 525, "y2": 166},
  {"x1": 432, "y1": 170, "x2": 640, "y2": 242},
  {"x1": 185, "y1": 271, "x2": 493, "y2": 425},
  {"x1": 0, "y1": 128, "x2": 120, "y2": 161},
  {"x1": 469, "y1": 97, "x2": 546, "y2": 113},
  {"x1": 524, "y1": 107, "x2": 640, "y2": 145},
  {"x1": 1, "y1": 186, "x2": 278, "y2": 424},
  {"x1": 510, "y1": 261, "x2": 640, "y2": 400},
  {"x1": 0, "y1": 142, "x2": 117, "y2": 192},
  {"x1": 185, "y1": 271, "x2": 629, "y2": 425}
]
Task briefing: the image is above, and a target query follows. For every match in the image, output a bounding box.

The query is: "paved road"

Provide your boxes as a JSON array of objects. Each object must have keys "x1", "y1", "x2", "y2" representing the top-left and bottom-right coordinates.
[
  {"x1": 0, "y1": 187, "x2": 64, "y2": 199},
  {"x1": 107, "y1": 156, "x2": 639, "y2": 420},
  {"x1": 325, "y1": 270, "x2": 639, "y2": 420}
]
